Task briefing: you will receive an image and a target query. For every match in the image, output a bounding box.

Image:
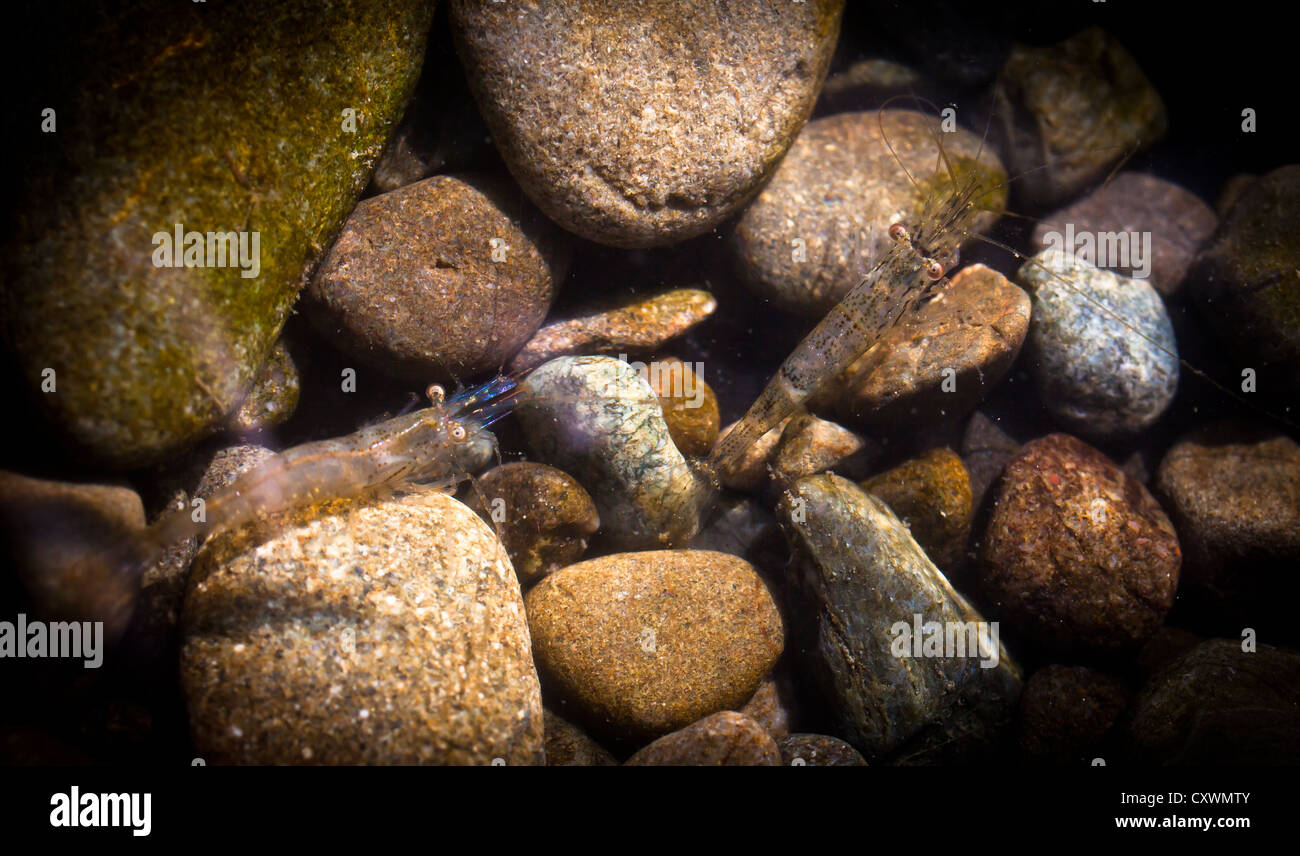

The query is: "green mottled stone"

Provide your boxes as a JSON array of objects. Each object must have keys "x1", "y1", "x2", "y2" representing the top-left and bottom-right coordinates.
[
  {"x1": 518, "y1": 356, "x2": 705, "y2": 549},
  {"x1": 4, "y1": 1, "x2": 434, "y2": 467},
  {"x1": 777, "y1": 473, "x2": 1020, "y2": 763}
]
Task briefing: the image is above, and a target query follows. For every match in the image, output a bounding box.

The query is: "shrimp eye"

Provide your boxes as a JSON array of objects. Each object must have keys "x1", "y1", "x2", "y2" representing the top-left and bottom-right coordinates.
[
  {"x1": 449, "y1": 422, "x2": 467, "y2": 441},
  {"x1": 426, "y1": 384, "x2": 445, "y2": 405},
  {"x1": 889, "y1": 223, "x2": 909, "y2": 242},
  {"x1": 924, "y1": 259, "x2": 945, "y2": 281}
]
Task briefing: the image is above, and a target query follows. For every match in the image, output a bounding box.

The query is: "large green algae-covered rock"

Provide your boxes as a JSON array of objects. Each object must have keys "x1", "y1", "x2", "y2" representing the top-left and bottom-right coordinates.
[{"x1": 3, "y1": 1, "x2": 434, "y2": 468}]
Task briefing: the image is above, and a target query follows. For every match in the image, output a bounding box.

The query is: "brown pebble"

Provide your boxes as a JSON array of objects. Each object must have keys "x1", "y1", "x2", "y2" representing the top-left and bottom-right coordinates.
[
  {"x1": 0, "y1": 471, "x2": 146, "y2": 645},
  {"x1": 182, "y1": 492, "x2": 543, "y2": 765},
  {"x1": 770, "y1": 412, "x2": 876, "y2": 487},
  {"x1": 737, "y1": 677, "x2": 793, "y2": 742},
  {"x1": 644, "y1": 356, "x2": 720, "y2": 458},
  {"x1": 451, "y1": 0, "x2": 844, "y2": 247},
  {"x1": 507, "y1": 289, "x2": 717, "y2": 373},
  {"x1": 862, "y1": 448, "x2": 973, "y2": 571},
  {"x1": 1018, "y1": 665, "x2": 1129, "y2": 764},
  {"x1": 830, "y1": 264, "x2": 1029, "y2": 431},
  {"x1": 307, "y1": 173, "x2": 566, "y2": 380},
  {"x1": 525, "y1": 550, "x2": 784, "y2": 740},
  {"x1": 464, "y1": 462, "x2": 600, "y2": 586},
  {"x1": 624, "y1": 712, "x2": 780, "y2": 766},
  {"x1": 980, "y1": 433, "x2": 1181, "y2": 653},
  {"x1": 778, "y1": 733, "x2": 868, "y2": 766},
  {"x1": 1031, "y1": 172, "x2": 1216, "y2": 297},
  {"x1": 544, "y1": 709, "x2": 617, "y2": 767}
]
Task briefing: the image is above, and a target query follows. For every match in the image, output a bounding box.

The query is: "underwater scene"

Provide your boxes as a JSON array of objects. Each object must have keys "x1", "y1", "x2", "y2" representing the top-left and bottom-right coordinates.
[{"x1": 0, "y1": 0, "x2": 1296, "y2": 784}]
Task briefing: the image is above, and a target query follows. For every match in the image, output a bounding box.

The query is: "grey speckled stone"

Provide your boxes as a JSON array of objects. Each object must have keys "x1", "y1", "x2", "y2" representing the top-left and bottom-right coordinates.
[
  {"x1": 1019, "y1": 248, "x2": 1178, "y2": 440},
  {"x1": 777, "y1": 474, "x2": 1021, "y2": 763},
  {"x1": 3, "y1": 0, "x2": 433, "y2": 467},
  {"x1": 518, "y1": 356, "x2": 705, "y2": 549},
  {"x1": 450, "y1": 0, "x2": 843, "y2": 247},
  {"x1": 181, "y1": 492, "x2": 543, "y2": 765}
]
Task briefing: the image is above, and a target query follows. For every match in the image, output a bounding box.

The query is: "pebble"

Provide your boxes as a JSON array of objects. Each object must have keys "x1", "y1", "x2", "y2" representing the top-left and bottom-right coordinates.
[
  {"x1": 181, "y1": 491, "x2": 543, "y2": 765},
  {"x1": 228, "y1": 340, "x2": 300, "y2": 434},
  {"x1": 0, "y1": 472, "x2": 146, "y2": 645},
  {"x1": 686, "y1": 496, "x2": 787, "y2": 575},
  {"x1": 307, "y1": 174, "x2": 567, "y2": 379},
  {"x1": 1031, "y1": 172, "x2": 1217, "y2": 297},
  {"x1": 980, "y1": 433, "x2": 1181, "y2": 653},
  {"x1": 991, "y1": 27, "x2": 1167, "y2": 208},
  {"x1": 1188, "y1": 165, "x2": 1300, "y2": 399},
  {"x1": 644, "y1": 357, "x2": 720, "y2": 459},
  {"x1": 778, "y1": 734, "x2": 868, "y2": 766},
  {"x1": 833, "y1": 264, "x2": 1030, "y2": 431},
  {"x1": 770, "y1": 413, "x2": 876, "y2": 487},
  {"x1": 1017, "y1": 665, "x2": 1129, "y2": 764},
  {"x1": 737, "y1": 677, "x2": 794, "y2": 742},
  {"x1": 861, "y1": 448, "x2": 973, "y2": 571},
  {"x1": 451, "y1": 0, "x2": 844, "y2": 247},
  {"x1": 3, "y1": 0, "x2": 432, "y2": 466},
  {"x1": 1019, "y1": 248, "x2": 1179, "y2": 439},
  {"x1": 463, "y1": 462, "x2": 600, "y2": 587},
  {"x1": 960, "y1": 411, "x2": 1022, "y2": 512},
  {"x1": 1125, "y1": 639, "x2": 1300, "y2": 764},
  {"x1": 507, "y1": 289, "x2": 717, "y2": 374},
  {"x1": 730, "y1": 110, "x2": 1006, "y2": 316},
  {"x1": 1155, "y1": 423, "x2": 1300, "y2": 601},
  {"x1": 517, "y1": 356, "x2": 704, "y2": 549},
  {"x1": 544, "y1": 709, "x2": 617, "y2": 767},
  {"x1": 525, "y1": 550, "x2": 784, "y2": 740},
  {"x1": 623, "y1": 712, "x2": 781, "y2": 766},
  {"x1": 814, "y1": 58, "x2": 924, "y2": 114},
  {"x1": 777, "y1": 474, "x2": 1021, "y2": 762}
]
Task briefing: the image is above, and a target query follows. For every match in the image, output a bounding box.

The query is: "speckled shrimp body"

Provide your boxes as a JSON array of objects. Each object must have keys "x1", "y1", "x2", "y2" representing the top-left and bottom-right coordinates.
[
  {"x1": 146, "y1": 374, "x2": 519, "y2": 552},
  {"x1": 707, "y1": 182, "x2": 978, "y2": 480}
]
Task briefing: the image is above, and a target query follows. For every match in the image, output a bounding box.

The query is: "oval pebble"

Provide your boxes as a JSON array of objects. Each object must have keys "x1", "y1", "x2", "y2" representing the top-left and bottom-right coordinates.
[
  {"x1": 1019, "y1": 248, "x2": 1179, "y2": 439},
  {"x1": 731, "y1": 110, "x2": 1006, "y2": 316},
  {"x1": 624, "y1": 712, "x2": 781, "y2": 766},
  {"x1": 450, "y1": 0, "x2": 844, "y2": 247},
  {"x1": 517, "y1": 356, "x2": 705, "y2": 549},
  {"x1": 181, "y1": 492, "x2": 543, "y2": 765},
  {"x1": 307, "y1": 174, "x2": 566, "y2": 380},
  {"x1": 525, "y1": 550, "x2": 783, "y2": 740},
  {"x1": 778, "y1": 733, "x2": 868, "y2": 766},
  {"x1": 980, "y1": 433, "x2": 1181, "y2": 653}
]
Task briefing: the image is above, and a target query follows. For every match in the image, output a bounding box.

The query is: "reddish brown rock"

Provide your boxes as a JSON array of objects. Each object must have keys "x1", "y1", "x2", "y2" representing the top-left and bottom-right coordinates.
[
  {"x1": 833, "y1": 265, "x2": 1030, "y2": 430},
  {"x1": 979, "y1": 433, "x2": 1181, "y2": 653},
  {"x1": 778, "y1": 733, "x2": 868, "y2": 766},
  {"x1": 624, "y1": 712, "x2": 780, "y2": 766}
]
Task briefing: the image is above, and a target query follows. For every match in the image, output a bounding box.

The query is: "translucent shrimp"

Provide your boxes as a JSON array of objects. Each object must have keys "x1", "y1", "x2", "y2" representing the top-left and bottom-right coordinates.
[
  {"x1": 707, "y1": 161, "x2": 997, "y2": 481},
  {"x1": 77, "y1": 374, "x2": 520, "y2": 641}
]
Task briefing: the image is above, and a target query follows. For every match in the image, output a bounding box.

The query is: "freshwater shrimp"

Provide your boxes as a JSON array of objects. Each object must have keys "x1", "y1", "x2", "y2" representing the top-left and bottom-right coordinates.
[
  {"x1": 707, "y1": 106, "x2": 1003, "y2": 481},
  {"x1": 72, "y1": 373, "x2": 521, "y2": 641}
]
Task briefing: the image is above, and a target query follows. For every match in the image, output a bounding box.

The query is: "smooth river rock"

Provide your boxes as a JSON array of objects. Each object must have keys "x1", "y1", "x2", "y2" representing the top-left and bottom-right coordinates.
[
  {"x1": 777, "y1": 474, "x2": 1021, "y2": 763},
  {"x1": 4, "y1": 0, "x2": 433, "y2": 467},
  {"x1": 450, "y1": 0, "x2": 844, "y2": 247},
  {"x1": 181, "y1": 492, "x2": 543, "y2": 765},
  {"x1": 525, "y1": 550, "x2": 783, "y2": 741}
]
